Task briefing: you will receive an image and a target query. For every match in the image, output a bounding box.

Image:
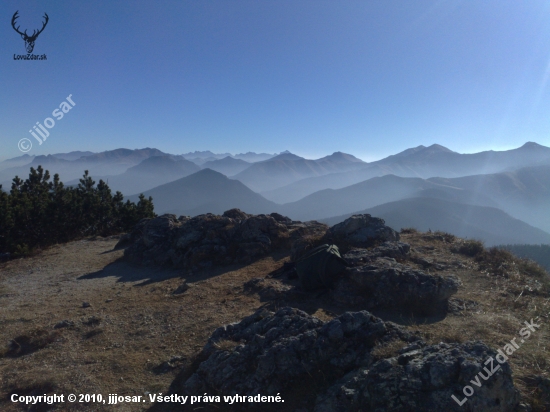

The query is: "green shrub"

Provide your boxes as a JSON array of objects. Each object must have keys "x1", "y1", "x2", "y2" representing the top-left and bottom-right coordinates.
[
  {"x1": 454, "y1": 239, "x2": 485, "y2": 257},
  {"x1": 0, "y1": 166, "x2": 156, "y2": 256},
  {"x1": 475, "y1": 247, "x2": 515, "y2": 277}
]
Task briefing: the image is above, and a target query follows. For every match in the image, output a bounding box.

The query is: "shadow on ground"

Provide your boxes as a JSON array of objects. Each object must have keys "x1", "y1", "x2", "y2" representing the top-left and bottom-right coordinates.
[
  {"x1": 78, "y1": 258, "x2": 184, "y2": 285},
  {"x1": 78, "y1": 251, "x2": 289, "y2": 287}
]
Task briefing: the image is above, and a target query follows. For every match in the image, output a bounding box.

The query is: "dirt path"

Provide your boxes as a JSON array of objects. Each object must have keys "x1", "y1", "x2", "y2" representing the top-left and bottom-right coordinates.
[{"x1": 0, "y1": 237, "x2": 286, "y2": 411}]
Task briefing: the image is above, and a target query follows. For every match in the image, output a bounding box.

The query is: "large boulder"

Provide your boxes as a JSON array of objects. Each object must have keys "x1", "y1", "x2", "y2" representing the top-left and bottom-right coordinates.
[
  {"x1": 179, "y1": 307, "x2": 417, "y2": 399},
  {"x1": 331, "y1": 255, "x2": 460, "y2": 313},
  {"x1": 119, "y1": 210, "x2": 327, "y2": 270},
  {"x1": 343, "y1": 241, "x2": 411, "y2": 265},
  {"x1": 315, "y1": 341, "x2": 520, "y2": 412},
  {"x1": 173, "y1": 307, "x2": 519, "y2": 411},
  {"x1": 324, "y1": 214, "x2": 399, "y2": 249}
]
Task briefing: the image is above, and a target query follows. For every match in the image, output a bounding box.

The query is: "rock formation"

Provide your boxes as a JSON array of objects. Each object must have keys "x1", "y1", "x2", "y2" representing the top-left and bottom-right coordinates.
[
  {"x1": 173, "y1": 307, "x2": 520, "y2": 411},
  {"x1": 118, "y1": 209, "x2": 328, "y2": 270}
]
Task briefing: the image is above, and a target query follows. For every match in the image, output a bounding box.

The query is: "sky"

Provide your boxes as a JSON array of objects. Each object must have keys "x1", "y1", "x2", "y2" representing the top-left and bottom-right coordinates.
[{"x1": 1, "y1": 0, "x2": 550, "y2": 161}]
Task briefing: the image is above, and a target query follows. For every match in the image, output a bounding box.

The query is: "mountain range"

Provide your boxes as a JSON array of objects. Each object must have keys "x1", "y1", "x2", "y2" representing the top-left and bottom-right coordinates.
[
  {"x1": 234, "y1": 151, "x2": 367, "y2": 192},
  {"x1": 320, "y1": 197, "x2": 550, "y2": 246},
  {"x1": 201, "y1": 156, "x2": 251, "y2": 176},
  {"x1": 2, "y1": 142, "x2": 549, "y2": 246},
  {"x1": 127, "y1": 168, "x2": 277, "y2": 216},
  {"x1": 66, "y1": 155, "x2": 201, "y2": 195},
  {"x1": 261, "y1": 142, "x2": 550, "y2": 203}
]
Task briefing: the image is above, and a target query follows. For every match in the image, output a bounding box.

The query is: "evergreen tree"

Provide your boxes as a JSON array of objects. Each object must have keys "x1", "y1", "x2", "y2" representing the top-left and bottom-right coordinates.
[{"x1": 0, "y1": 167, "x2": 156, "y2": 256}]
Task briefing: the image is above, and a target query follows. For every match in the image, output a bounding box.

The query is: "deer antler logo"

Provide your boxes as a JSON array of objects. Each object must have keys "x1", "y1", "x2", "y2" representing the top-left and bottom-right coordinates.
[{"x1": 11, "y1": 11, "x2": 49, "y2": 53}]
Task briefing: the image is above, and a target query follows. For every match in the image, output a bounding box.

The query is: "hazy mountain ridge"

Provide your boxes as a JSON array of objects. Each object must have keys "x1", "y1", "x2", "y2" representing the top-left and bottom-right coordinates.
[
  {"x1": 277, "y1": 174, "x2": 499, "y2": 221},
  {"x1": 181, "y1": 150, "x2": 277, "y2": 163},
  {"x1": 2, "y1": 143, "x2": 549, "y2": 246},
  {"x1": 201, "y1": 156, "x2": 251, "y2": 176},
  {"x1": 262, "y1": 142, "x2": 550, "y2": 203},
  {"x1": 0, "y1": 148, "x2": 278, "y2": 185},
  {"x1": 126, "y1": 168, "x2": 278, "y2": 216},
  {"x1": 0, "y1": 151, "x2": 96, "y2": 171},
  {"x1": 0, "y1": 148, "x2": 171, "y2": 186},
  {"x1": 234, "y1": 151, "x2": 368, "y2": 192},
  {"x1": 126, "y1": 165, "x2": 550, "y2": 246},
  {"x1": 320, "y1": 197, "x2": 550, "y2": 246},
  {"x1": 65, "y1": 156, "x2": 201, "y2": 195}
]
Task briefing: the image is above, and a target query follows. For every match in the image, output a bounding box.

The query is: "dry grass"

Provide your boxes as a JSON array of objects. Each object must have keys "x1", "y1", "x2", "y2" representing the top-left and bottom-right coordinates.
[
  {"x1": 401, "y1": 231, "x2": 550, "y2": 410},
  {"x1": 212, "y1": 339, "x2": 241, "y2": 352},
  {"x1": 0, "y1": 238, "x2": 286, "y2": 411},
  {"x1": 2, "y1": 329, "x2": 62, "y2": 358},
  {"x1": 0, "y1": 231, "x2": 548, "y2": 410},
  {"x1": 370, "y1": 338, "x2": 408, "y2": 361}
]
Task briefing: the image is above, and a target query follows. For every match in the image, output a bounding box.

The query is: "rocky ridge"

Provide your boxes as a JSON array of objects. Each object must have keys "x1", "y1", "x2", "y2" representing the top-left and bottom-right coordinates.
[
  {"x1": 174, "y1": 307, "x2": 520, "y2": 411},
  {"x1": 119, "y1": 209, "x2": 328, "y2": 269},
  {"x1": 120, "y1": 210, "x2": 527, "y2": 411}
]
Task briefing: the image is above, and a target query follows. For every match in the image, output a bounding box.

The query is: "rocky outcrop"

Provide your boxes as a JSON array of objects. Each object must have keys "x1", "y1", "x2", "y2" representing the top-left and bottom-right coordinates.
[
  {"x1": 174, "y1": 307, "x2": 519, "y2": 411},
  {"x1": 315, "y1": 341, "x2": 520, "y2": 412},
  {"x1": 323, "y1": 214, "x2": 400, "y2": 249},
  {"x1": 343, "y1": 241, "x2": 411, "y2": 265},
  {"x1": 119, "y1": 210, "x2": 328, "y2": 270},
  {"x1": 179, "y1": 307, "x2": 417, "y2": 399},
  {"x1": 331, "y1": 254, "x2": 460, "y2": 313}
]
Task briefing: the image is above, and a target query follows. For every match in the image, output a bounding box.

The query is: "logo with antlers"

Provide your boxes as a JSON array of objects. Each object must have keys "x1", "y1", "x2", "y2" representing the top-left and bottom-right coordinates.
[{"x1": 11, "y1": 11, "x2": 49, "y2": 53}]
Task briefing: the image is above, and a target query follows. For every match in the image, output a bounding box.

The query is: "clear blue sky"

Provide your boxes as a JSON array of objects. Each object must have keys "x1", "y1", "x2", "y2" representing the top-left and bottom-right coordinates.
[{"x1": 2, "y1": 0, "x2": 550, "y2": 161}]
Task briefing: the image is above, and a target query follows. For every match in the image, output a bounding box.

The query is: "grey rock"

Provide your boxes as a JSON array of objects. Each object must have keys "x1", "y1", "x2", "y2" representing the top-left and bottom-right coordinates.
[
  {"x1": 172, "y1": 308, "x2": 519, "y2": 412},
  {"x1": 113, "y1": 233, "x2": 132, "y2": 249},
  {"x1": 325, "y1": 214, "x2": 400, "y2": 248},
  {"x1": 343, "y1": 241, "x2": 410, "y2": 265},
  {"x1": 122, "y1": 210, "x2": 327, "y2": 270},
  {"x1": 222, "y1": 208, "x2": 250, "y2": 220},
  {"x1": 289, "y1": 221, "x2": 330, "y2": 261},
  {"x1": 315, "y1": 341, "x2": 520, "y2": 412},
  {"x1": 177, "y1": 307, "x2": 417, "y2": 402},
  {"x1": 331, "y1": 258, "x2": 460, "y2": 313}
]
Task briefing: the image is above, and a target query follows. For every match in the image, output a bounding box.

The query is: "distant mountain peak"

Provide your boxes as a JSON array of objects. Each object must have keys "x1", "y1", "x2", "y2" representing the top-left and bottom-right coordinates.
[
  {"x1": 424, "y1": 144, "x2": 455, "y2": 153},
  {"x1": 268, "y1": 152, "x2": 304, "y2": 161},
  {"x1": 519, "y1": 141, "x2": 546, "y2": 150},
  {"x1": 317, "y1": 152, "x2": 365, "y2": 163},
  {"x1": 31, "y1": 154, "x2": 70, "y2": 165},
  {"x1": 195, "y1": 168, "x2": 227, "y2": 177}
]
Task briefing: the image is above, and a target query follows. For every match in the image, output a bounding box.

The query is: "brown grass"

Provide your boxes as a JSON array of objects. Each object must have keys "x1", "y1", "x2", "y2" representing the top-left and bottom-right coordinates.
[
  {"x1": 0, "y1": 232, "x2": 548, "y2": 410},
  {"x1": 370, "y1": 338, "x2": 408, "y2": 361},
  {"x1": 2, "y1": 329, "x2": 62, "y2": 358},
  {"x1": 400, "y1": 231, "x2": 550, "y2": 410},
  {"x1": 212, "y1": 339, "x2": 241, "y2": 352}
]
